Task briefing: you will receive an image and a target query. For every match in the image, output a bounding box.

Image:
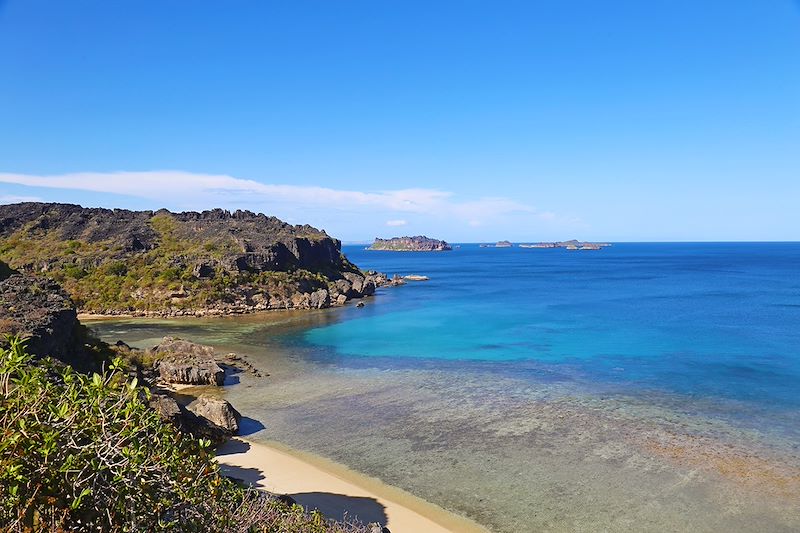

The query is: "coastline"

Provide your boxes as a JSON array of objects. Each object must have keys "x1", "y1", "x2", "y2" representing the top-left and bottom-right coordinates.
[
  {"x1": 77, "y1": 304, "x2": 355, "y2": 322},
  {"x1": 216, "y1": 437, "x2": 488, "y2": 533}
]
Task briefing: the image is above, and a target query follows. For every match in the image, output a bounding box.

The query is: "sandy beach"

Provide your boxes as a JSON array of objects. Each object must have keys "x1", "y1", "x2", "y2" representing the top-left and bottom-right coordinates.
[{"x1": 216, "y1": 437, "x2": 487, "y2": 533}]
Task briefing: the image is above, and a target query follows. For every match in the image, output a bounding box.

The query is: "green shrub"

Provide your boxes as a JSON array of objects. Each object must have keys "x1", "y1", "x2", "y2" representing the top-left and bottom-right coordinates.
[
  {"x1": 0, "y1": 337, "x2": 371, "y2": 532},
  {"x1": 103, "y1": 261, "x2": 128, "y2": 276},
  {"x1": 63, "y1": 264, "x2": 88, "y2": 280}
]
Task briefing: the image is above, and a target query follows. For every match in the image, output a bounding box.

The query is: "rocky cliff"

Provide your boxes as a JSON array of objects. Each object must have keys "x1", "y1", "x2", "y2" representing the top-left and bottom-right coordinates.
[
  {"x1": 0, "y1": 202, "x2": 384, "y2": 315},
  {"x1": 0, "y1": 260, "x2": 107, "y2": 372}
]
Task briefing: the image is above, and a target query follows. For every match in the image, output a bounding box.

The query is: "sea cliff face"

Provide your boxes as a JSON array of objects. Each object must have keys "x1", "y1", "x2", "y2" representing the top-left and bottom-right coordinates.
[
  {"x1": 368, "y1": 235, "x2": 451, "y2": 251},
  {"x1": 0, "y1": 202, "x2": 384, "y2": 316}
]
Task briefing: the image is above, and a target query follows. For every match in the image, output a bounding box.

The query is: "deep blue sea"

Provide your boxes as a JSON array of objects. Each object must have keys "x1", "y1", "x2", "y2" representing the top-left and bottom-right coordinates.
[{"x1": 305, "y1": 243, "x2": 800, "y2": 432}]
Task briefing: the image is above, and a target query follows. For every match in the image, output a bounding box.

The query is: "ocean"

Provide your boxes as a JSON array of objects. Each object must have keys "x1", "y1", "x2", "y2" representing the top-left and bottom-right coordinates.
[{"x1": 91, "y1": 243, "x2": 800, "y2": 532}]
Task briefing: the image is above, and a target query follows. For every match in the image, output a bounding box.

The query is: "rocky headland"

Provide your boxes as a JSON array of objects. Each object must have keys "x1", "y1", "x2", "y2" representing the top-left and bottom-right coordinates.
[
  {"x1": 0, "y1": 202, "x2": 394, "y2": 316},
  {"x1": 368, "y1": 236, "x2": 451, "y2": 252}
]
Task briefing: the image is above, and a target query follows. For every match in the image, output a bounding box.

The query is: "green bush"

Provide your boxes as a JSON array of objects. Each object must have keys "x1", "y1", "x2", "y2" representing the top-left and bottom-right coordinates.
[
  {"x1": 0, "y1": 337, "x2": 371, "y2": 532},
  {"x1": 103, "y1": 261, "x2": 129, "y2": 276},
  {"x1": 63, "y1": 264, "x2": 88, "y2": 280}
]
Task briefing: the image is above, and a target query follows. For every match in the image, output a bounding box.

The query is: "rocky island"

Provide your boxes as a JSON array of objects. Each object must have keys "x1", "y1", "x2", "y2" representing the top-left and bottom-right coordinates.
[
  {"x1": 519, "y1": 239, "x2": 611, "y2": 250},
  {"x1": 0, "y1": 202, "x2": 394, "y2": 316},
  {"x1": 368, "y1": 235, "x2": 451, "y2": 252}
]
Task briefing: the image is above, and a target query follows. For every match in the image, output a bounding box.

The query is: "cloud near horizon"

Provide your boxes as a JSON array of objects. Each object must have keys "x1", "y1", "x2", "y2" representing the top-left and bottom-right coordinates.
[
  {"x1": 0, "y1": 194, "x2": 43, "y2": 204},
  {"x1": 0, "y1": 171, "x2": 562, "y2": 229}
]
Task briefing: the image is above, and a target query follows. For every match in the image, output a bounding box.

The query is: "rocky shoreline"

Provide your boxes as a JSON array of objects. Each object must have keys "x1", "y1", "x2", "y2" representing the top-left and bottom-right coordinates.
[{"x1": 75, "y1": 270, "x2": 404, "y2": 318}]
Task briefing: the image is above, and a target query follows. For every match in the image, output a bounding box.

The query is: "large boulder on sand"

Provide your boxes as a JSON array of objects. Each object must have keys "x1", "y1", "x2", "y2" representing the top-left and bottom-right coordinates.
[{"x1": 188, "y1": 396, "x2": 241, "y2": 434}]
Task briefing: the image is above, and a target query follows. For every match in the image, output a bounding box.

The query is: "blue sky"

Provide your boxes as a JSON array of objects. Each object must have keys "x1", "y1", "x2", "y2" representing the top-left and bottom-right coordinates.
[{"x1": 1, "y1": 1, "x2": 798, "y2": 242}]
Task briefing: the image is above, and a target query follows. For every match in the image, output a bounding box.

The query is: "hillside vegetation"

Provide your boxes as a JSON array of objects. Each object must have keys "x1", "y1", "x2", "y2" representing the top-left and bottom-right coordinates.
[{"x1": 0, "y1": 203, "x2": 380, "y2": 315}]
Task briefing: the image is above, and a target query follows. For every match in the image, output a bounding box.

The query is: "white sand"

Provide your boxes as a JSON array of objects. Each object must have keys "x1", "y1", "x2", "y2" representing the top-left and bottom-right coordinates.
[{"x1": 216, "y1": 437, "x2": 487, "y2": 533}]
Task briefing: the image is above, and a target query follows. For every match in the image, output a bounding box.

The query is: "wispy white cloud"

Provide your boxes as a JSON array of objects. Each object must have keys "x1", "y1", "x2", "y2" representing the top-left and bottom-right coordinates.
[
  {"x1": 0, "y1": 194, "x2": 42, "y2": 204},
  {"x1": 0, "y1": 170, "x2": 552, "y2": 227},
  {"x1": 386, "y1": 219, "x2": 408, "y2": 226}
]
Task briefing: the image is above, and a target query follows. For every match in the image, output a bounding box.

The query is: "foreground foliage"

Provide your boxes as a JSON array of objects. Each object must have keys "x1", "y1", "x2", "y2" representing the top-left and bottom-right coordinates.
[{"x1": 0, "y1": 337, "x2": 370, "y2": 532}]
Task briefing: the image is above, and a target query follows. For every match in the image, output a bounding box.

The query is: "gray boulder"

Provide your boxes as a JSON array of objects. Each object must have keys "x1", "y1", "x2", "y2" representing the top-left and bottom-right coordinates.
[
  {"x1": 343, "y1": 272, "x2": 364, "y2": 294},
  {"x1": 308, "y1": 288, "x2": 330, "y2": 309},
  {"x1": 189, "y1": 396, "x2": 241, "y2": 434}
]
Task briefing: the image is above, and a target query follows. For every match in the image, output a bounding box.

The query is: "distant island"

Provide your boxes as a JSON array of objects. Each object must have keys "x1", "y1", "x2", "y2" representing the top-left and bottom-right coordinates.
[
  {"x1": 519, "y1": 239, "x2": 611, "y2": 250},
  {"x1": 479, "y1": 241, "x2": 513, "y2": 248},
  {"x1": 368, "y1": 236, "x2": 452, "y2": 252}
]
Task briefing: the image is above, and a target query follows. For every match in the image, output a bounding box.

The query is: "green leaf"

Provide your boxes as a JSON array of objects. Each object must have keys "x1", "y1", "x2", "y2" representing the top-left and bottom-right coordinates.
[{"x1": 70, "y1": 487, "x2": 92, "y2": 509}]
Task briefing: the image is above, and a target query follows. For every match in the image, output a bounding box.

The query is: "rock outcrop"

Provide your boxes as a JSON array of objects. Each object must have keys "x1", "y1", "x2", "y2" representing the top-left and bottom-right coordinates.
[
  {"x1": 0, "y1": 202, "x2": 390, "y2": 315},
  {"x1": 150, "y1": 337, "x2": 225, "y2": 386},
  {"x1": 368, "y1": 236, "x2": 451, "y2": 252},
  {"x1": 0, "y1": 262, "x2": 102, "y2": 372}
]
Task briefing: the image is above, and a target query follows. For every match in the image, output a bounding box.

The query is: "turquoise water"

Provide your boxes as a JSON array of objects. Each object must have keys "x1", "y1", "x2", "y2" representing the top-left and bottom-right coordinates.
[
  {"x1": 90, "y1": 243, "x2": 800, "y2": 532},
  {"x1": 304, "y1": 243, "x2": 800, "y2": 432}
]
